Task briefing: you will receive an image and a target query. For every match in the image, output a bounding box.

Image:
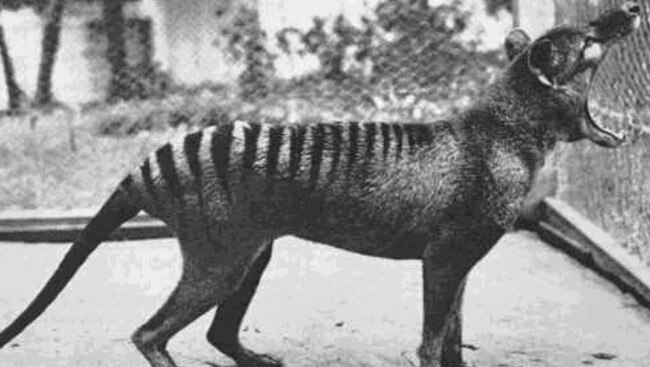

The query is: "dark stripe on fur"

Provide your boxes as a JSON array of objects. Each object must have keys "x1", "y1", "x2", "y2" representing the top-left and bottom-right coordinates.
[
  {"x1": 157, "y1": 143, "x2": 183, "y2": 199},
  {"x1": 140, "y1": 159, "x2": 157, "y2": 202},
  {"x1": 184, "y1": 130, "x2": 203, "y2": 181},
  {"x1": 309, "y1": 123, "x2": 326, "y2": 188},
  {"x1": 392, "y1": 124, "x2": 404, "y2": 161},
  {"x1": 381, "y1": 123, "x2": 391, "y2": 161},
  {"x1": 328, "y1": 124, "x2": 343, "y2": 182},
  {"x1": 364, "y1": 122, "x2": 377, "y2": 161},
  {"x1": 265, "y1": 125, "x2": 284, "y2": 195},
  {"x1": 211, "y1": 124, "x2": 234, "y2": 201},
  {"x1": 419, "y1": 125, "x2": 434, "y2": 146},
  {"x1": 347, "y1": 122, "x2": 360, "y2": 174},
  {"x1": 266, "y1": 125, "x2": 284, "y2": 180},
  {"x1": 404, "y1": 124, "x2": 417, "y2": 154},
  {"x1": 289, "y1": 125, "x2": 307, "y2": 179},
  {"x1": 242, "y1": 123, "x2": 262, "y2": 178},
  {"x1": 183, "y1": 130, "x2": 208, "y2": 232}
]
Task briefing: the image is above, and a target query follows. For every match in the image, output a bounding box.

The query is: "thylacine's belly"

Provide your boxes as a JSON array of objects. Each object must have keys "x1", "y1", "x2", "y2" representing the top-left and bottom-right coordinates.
[{"x1": 292, "y1": 225, "x2": 429, "y2": 260}]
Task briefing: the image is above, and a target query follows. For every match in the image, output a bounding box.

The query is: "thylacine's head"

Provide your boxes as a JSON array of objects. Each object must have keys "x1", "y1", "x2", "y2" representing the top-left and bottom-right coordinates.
[{"x1": 503, "y1": 1, "x2": 640, "y2": 148}]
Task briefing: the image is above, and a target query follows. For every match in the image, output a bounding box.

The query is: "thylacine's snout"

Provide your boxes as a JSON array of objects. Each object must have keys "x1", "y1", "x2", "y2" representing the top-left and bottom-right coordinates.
[
  {"x1": 589, "y1": 1, "x2": 641, "y2": 42},
  {"x1": 583, "y1": 2, "x2": 641, "y2": 66}
]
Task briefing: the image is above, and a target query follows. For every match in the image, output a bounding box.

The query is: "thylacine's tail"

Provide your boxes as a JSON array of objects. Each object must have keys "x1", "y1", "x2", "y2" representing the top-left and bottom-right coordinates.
[{"x1": 0, "y1": 183, "x2": 141, "y2": 348}]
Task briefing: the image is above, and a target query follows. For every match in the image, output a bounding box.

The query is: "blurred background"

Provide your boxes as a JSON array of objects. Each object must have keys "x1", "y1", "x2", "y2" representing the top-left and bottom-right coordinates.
[{"x1": 0, "y1": 0, "x2": 648, "y2": 267}]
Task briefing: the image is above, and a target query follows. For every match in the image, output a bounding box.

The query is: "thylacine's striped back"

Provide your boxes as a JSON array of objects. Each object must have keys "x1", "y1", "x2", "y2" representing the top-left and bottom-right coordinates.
[{"x1": 120, "y1": 120, "x2": 435, "y2": 217}]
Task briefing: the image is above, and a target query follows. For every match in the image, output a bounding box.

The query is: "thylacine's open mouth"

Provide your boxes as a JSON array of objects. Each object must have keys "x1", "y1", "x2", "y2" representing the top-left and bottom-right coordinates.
[
  {"x1": 581, "y1": 65, "x2": 627, "y2": 147},
  {"x1": 580, "y1": 1, "x2": 641, "y2": 147}
]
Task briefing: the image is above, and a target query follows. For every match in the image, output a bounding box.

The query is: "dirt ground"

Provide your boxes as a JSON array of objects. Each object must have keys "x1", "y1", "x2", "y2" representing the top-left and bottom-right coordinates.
[{"x1": 1, "y1": 231, "x2": 650, "y2": 367}]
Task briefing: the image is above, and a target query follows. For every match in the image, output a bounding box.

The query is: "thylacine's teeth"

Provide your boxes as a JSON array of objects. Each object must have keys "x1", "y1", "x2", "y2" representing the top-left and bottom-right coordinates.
[{"x1": 614, "y1": 130, "x2": 627, "y2": 141}]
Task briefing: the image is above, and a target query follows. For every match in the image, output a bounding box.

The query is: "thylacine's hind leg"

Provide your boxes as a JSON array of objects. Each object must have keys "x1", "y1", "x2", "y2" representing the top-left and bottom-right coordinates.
[
  {"x1": 131, "y1": 271, "x2": 218, "y2": 367},
  {"x1": 207, "y1": 242, "x2": 282, "y2": 367},
  {"x1": 131, "y1": 233, "x2": 271, "y2": 367}
]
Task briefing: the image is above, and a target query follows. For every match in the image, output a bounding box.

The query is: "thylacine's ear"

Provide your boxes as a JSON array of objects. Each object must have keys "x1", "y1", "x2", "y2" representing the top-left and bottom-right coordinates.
[
  {"x1": 504, "y1": 28, "x2": 531, "y2": 61},
  {"x1": 527, "y1": 38, "x2": 555, "y2": 87}
]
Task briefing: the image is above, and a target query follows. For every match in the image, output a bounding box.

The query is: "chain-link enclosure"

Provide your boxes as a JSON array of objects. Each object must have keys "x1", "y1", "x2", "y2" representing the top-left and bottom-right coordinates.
[{"x1": 549, "y1": 0, "x2": 650, "y2": 265}]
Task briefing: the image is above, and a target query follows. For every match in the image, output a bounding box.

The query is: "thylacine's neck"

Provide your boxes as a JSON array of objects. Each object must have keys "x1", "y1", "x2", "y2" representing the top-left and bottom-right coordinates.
[{"x1": 455, "y1": 98, "x2": 555, "y2": 175}]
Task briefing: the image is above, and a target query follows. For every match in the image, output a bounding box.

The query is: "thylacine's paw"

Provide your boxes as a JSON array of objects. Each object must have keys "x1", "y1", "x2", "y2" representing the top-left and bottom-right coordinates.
[{"x1": 236, "y1": 350, "x2": 283, "y2": 367}]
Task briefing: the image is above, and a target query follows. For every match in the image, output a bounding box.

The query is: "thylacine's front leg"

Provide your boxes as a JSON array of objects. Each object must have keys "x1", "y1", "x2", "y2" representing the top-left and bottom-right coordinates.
[
  {"x1": 441, "y1": 279, "x2": 466, "y2": 367},
  {"x1": 418, "y1": 226, "x2": 504, "y2": 367}
]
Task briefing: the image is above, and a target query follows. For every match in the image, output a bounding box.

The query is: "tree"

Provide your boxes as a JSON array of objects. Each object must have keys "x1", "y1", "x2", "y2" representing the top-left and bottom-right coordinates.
[
  {"x1": 102, "y1": 0, "x2": 130, "y2": 101},
  {"x1": 276, "y1": 15, "x2": 359, "y2": 82},
  {"x1": 0, "y1": 22, "x2": 27, "y2": 110},
  {"x1": 34, "y1": 0, "x2": 66, "y2": 106},
  {"x1": 221, "y1": 4, "x2": 275, "y2": 101}
]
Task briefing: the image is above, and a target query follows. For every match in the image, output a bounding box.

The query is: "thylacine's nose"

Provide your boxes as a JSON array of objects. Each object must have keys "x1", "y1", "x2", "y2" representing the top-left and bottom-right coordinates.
[{"x1": 623, "y1": 1, "x2": 640, "y2": 16}]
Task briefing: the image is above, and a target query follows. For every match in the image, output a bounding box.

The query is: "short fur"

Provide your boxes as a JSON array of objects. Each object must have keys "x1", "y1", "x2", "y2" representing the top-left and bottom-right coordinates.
[{"x1": 0, "y1": 3, "x2": 640, "y2": 367}]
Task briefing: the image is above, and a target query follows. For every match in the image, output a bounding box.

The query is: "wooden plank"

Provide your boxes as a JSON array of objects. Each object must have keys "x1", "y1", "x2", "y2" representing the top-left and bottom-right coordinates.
[
  {"x1": 0, "y1": 210, "x2": 172, "y2": 243},
  {"x1": 536, "y1": 197, "x2": 650, "y2": 308}
]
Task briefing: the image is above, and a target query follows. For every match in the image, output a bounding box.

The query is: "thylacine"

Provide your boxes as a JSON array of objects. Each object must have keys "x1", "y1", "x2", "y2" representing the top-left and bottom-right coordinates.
[{"x1": 0, "y1": 3, "x2": 641, "y2": 367}]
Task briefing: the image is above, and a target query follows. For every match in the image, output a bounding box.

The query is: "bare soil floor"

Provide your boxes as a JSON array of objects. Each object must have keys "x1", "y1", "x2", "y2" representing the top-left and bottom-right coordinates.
[{"x1": 1, "y1": 231, "x2": 650, "y2": 367}]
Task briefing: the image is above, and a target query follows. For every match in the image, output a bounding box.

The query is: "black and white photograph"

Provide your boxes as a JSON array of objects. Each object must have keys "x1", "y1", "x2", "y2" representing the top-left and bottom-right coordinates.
[{"x1": 0, "y1": 0, "x2": 649, "y2": 366}]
